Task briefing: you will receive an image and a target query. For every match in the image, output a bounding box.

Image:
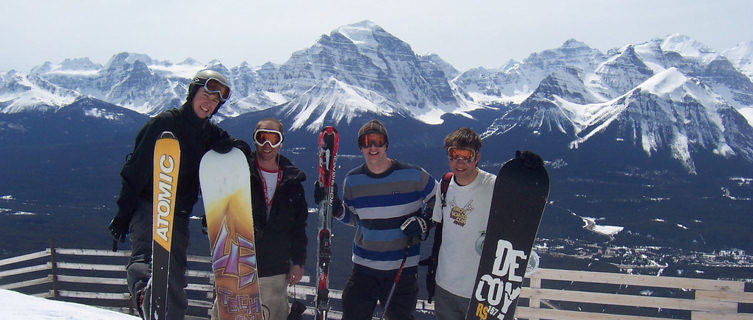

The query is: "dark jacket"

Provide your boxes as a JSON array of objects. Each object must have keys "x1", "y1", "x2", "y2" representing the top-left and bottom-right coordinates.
[
  {"x1": 115, "y1": 103, "x2": 230, "y2": 223},
  {"x1": 247, "y1": 152, "x2": 308, "y2": 277}
]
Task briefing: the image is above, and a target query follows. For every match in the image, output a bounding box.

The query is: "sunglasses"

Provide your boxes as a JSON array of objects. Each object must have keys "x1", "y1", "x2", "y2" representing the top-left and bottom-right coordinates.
[
  {"x1": 448, "y1": 147, "x2": 476, "y2": 164},
  {"x1": 253, "y1": 129, "x2": 283, "y2": 148},
  {"x1": 197, "y1": 78, "x2": 231, "y2": 101},
  {"x1": 358, "y1": 133, "x2": 387, "y2": 148}
]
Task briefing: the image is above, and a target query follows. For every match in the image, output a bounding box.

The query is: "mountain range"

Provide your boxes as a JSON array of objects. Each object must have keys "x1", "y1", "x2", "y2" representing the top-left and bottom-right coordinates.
[{"x1": 1, "y1": 20, "x2": 752, "y2": 255}]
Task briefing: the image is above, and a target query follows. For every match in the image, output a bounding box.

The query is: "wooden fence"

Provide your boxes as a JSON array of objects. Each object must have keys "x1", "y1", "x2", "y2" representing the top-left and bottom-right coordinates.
[{"x1": 1, "y1": 246, "x2": 751, "y2": 319}]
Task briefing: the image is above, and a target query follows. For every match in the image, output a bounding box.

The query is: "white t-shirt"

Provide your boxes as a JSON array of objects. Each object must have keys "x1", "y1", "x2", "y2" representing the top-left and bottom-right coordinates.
[
  {"x1": 431, "y1": 169, "x2": 496, "y2": 298},
  {"x1": 261, "y1": 170, "x2": 278, "y2": 198}
]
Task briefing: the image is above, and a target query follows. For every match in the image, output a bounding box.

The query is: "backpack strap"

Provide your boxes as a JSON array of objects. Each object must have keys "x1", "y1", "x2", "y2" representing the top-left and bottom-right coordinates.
[{"x1": 440, "y1": 172, "x2": 453, "y2": 209}]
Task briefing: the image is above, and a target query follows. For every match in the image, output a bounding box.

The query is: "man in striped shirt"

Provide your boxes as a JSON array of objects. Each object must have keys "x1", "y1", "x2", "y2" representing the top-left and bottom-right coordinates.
[{"x1": 316, "y1": 119, "x2": 437, "y2": 319}]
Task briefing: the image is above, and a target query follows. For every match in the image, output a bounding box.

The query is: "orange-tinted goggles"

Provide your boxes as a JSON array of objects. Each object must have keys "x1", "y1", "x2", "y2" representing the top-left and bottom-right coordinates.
[
  {"x1": 358, "y1": 133, "x2": 387, "y2": 148},
  {"x1": 448, "y1": 147, "x2": 476, "y2": 163},
  {"x1": 202, "y1": 78, "x2": 231, "y2": 101},
  {"x1": 253, "y1": 129, "x2": 283, "y2": 147}
]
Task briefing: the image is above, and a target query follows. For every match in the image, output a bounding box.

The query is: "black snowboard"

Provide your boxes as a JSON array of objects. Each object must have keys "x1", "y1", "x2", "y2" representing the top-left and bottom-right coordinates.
[{"x1": 465, "y1": 152, "x2": 549, "y2": 320}]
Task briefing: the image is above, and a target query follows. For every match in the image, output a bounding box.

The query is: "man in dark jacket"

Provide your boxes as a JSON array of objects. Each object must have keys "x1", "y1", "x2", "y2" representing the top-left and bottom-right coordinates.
[
  {"x1": 107, "y1": 69, "x2": 235, "y2": 319},
  {"x1": 211, "y1": 117, "x2": 308, "y2": 320}
]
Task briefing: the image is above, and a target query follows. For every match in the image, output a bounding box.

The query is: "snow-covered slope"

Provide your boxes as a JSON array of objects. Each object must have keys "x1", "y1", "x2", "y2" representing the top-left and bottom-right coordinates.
[{"x1": 0, "y1": 289, "x2": 138, "y2": 320}]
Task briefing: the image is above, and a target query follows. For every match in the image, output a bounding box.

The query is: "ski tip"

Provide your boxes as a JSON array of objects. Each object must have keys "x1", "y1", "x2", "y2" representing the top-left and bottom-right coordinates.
[
  {"x1": 321, "y1": 126, "x2": 338, "y2": 134},
  {"x1": 159, "y1": 131, "x2": 176, "y2": 139}
]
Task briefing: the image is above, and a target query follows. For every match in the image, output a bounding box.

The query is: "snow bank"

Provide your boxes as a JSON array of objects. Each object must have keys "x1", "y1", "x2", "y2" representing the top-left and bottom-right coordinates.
[{"x1": 0, "y1": 289, "x2": 138, "y2": 320}]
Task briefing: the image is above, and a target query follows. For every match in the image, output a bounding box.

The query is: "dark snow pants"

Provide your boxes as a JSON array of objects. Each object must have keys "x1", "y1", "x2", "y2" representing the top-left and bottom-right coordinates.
[
  {"x1": 341, "y1": 268, "x2": 419, "y2": 320},
  {"x1": 126, "y1": 199, "x2": 190, "y2": 320}
]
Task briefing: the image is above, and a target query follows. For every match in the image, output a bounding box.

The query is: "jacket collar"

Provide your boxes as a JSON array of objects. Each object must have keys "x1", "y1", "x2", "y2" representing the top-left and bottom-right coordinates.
[{"x1": 250, "y1": 152, "x2": 306, "y2": 184}]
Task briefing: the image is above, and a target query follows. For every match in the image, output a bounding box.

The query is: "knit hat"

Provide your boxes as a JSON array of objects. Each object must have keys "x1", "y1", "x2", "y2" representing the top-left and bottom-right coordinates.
[{"x1": 357, "y1": 119, "x2": 388, "y2": 147}]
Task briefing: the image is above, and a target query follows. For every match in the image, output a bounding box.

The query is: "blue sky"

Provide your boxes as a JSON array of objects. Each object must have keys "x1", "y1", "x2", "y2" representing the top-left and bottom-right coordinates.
[{"x1": 2, "y1": 0, "x2": 752, "y2": 72}]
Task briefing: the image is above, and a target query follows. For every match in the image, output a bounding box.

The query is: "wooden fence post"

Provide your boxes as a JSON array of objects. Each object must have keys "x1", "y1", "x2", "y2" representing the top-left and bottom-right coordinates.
[
  {"x1": 49, "y1": 239, "x2": 58, "y2": 298},
  {"x1": 528, "y1": 272, "x2": 541, "y2": 320}
]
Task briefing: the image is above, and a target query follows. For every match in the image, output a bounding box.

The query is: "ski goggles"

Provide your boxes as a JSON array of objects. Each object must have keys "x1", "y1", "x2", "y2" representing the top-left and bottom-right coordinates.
[
  {"x1": 448, "y1": 147, "x2": 476, "y2": 164},
  {"x1": 358, "y1": 133, "x2": 387, "y2": 148},
  {"x1": 253, "y1": 129, "x2": 283, "y2": 148},
  {"x1": 195, "y1": 78, "x2": 231, "y2": 101}
]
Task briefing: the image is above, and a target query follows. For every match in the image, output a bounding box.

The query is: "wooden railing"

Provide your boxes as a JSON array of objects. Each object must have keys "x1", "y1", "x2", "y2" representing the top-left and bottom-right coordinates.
[{"x1": 1, "y1": 247, "x2": 751, "y2": 319}]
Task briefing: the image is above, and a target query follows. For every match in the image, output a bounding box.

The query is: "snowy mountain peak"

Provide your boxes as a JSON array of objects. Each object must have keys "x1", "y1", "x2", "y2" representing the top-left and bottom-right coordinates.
[
  {"x1": 336, "y1": 20, "x2": 382, "y2": 46},
  {"x1": 103, "y1": 52, "x2": 155, "y2": 71},
  {"x1": 60, "y1": 58, "x2": 101, "y2": 71},
  {"x1": 722, "y1": 41, "x2": 753, "y2": 79},
  {"x1": 659, "y1": 33, "x2": 718, "y2": 62},
  {"x1": 561, "y1": 38, "x2": 590, "y2": 49}
]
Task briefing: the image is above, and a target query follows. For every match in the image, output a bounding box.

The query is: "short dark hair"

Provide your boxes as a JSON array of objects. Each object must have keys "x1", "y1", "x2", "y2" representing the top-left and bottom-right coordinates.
[
  {"x1": 444, "y1": 127, "x2": 482, "y2": 152},
  {"x1": 255, "y1": 118, "x2": 284, "y2": 132}
]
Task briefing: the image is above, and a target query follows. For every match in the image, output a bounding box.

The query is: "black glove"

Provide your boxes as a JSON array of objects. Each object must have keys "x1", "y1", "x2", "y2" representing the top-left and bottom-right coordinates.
[
  {"x1": 314, "y1": 181, "x2": 338, "y2": 203},
  {"x1": 516, "y1": 150, "x2": 543, "y2": 169},
  {"x1": 107, "y1": 216, "x2": 130, "y2": 243},
  {"x1": 211, "y1": 138, "x2": 234, "y2": 154},
  {"x1": 400, "y1": 216, "x2": 428, "y2": 237},
  {"x1": 314, "y1": 181, "x2": 344, "y2": 219},
  {"x1": 201, "y1": 215, "x2": 208, "y2": 235},
  {"x1": 287, "y1": 299, "x2": 306, "y2": 320}
]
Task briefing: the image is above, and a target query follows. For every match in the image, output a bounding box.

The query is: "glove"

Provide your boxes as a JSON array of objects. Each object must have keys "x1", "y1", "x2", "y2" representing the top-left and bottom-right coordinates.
[
  {"x1": 315, "y1": 181, "x2": 344, "y2": 219},
  {"x1": 400, "y1": 216, "x2": 427, "y2": 237},
  {"x1": 211, "y1": 138, "x2": 233, "y2": 154},
  {"x1": 314, "y1": 181, "x2": 338, "y2": 203},
  {"x1": 201, "y1": 215, "x2": 208, "y2": 235},
  {"x1": 516, "y1": 150, "x2": 543, "y2": 169},
  {"x1": 107, "y1": 216, "x2": 130, "y2": 243}
]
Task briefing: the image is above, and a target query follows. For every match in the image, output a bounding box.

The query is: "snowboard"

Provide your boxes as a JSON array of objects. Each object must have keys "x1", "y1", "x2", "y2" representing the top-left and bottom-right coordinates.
[
  {"x1": 148, "y1": 131, "x2": 181, "y2": 320},
  {"x1": 315, "y1": 126, "x2": 338, "y2": 320},
  {"x1": 465, "y1": 153, "x2": 549, "y2": 320},
  {"x1": 200, "y1": 148, "x2": 264, "y2": 320}
]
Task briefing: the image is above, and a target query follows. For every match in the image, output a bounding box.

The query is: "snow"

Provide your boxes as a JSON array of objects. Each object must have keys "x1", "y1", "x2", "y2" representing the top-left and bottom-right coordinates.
[
  {"x1": 660, "y1": 34, "x2": 718, "y2": 63},
  {"x1": 580, "y1": 217, "x2": 624, "y2": 237},
  {"x1": 283, "y1": 77, "x2": 392, "y2": 131},
  {"x1": 0, "y1": 289, "x2": 139, "y2": 320},
  {"x1": 263, "y1": 91, "x2": 288, "y2": 106},
  {"x1": 638, "y1": 68, "x2": 688, "y2": 98},
  {"x1": 83, "y1": 108, "x2": 124, "y2": 120},
  {"x1": 1, "y1": 87, "x2": 77, "y2": 113},
  {"x1": 721, "y1": 41, "x2": 753, "y2": 79},
  {"x1": 738, "y1": 107, "x2": 753, "y2": 128},
  {"x1": 44, "y1": 69, "x2": 100, "y2": 77},
  {"x1": 148, "y1": 62, "x2": 205, "y2": 79},
  {"x1": 337, "y1": 20, "x2": 380, "y2": 49},
  {"x1": 336, "y1": 21, "x2": 386, "y2": 70}
]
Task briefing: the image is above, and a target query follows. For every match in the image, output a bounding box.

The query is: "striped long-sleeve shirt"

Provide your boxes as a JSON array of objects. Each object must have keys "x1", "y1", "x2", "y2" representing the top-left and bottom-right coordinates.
[{"x1": 338, "y1": 160, "x2": 437, "y2": 276}]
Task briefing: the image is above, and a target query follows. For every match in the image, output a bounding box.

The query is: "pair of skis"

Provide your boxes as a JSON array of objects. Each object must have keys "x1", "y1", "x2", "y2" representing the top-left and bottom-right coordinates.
[{"x1": 315, "y1": 126, "x2": 339, "y2": 320}]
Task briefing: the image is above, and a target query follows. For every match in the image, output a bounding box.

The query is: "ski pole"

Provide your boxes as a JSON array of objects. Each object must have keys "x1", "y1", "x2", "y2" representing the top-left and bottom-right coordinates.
[{"x1": 380, "y1": 237, "x2": 416, "y2": 320}]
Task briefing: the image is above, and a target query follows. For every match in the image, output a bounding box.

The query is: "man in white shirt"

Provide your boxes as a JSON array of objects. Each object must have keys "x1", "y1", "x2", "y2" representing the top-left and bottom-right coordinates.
[{"x1": 430, "y1": 127, "x2": 497, "y2": 320}]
